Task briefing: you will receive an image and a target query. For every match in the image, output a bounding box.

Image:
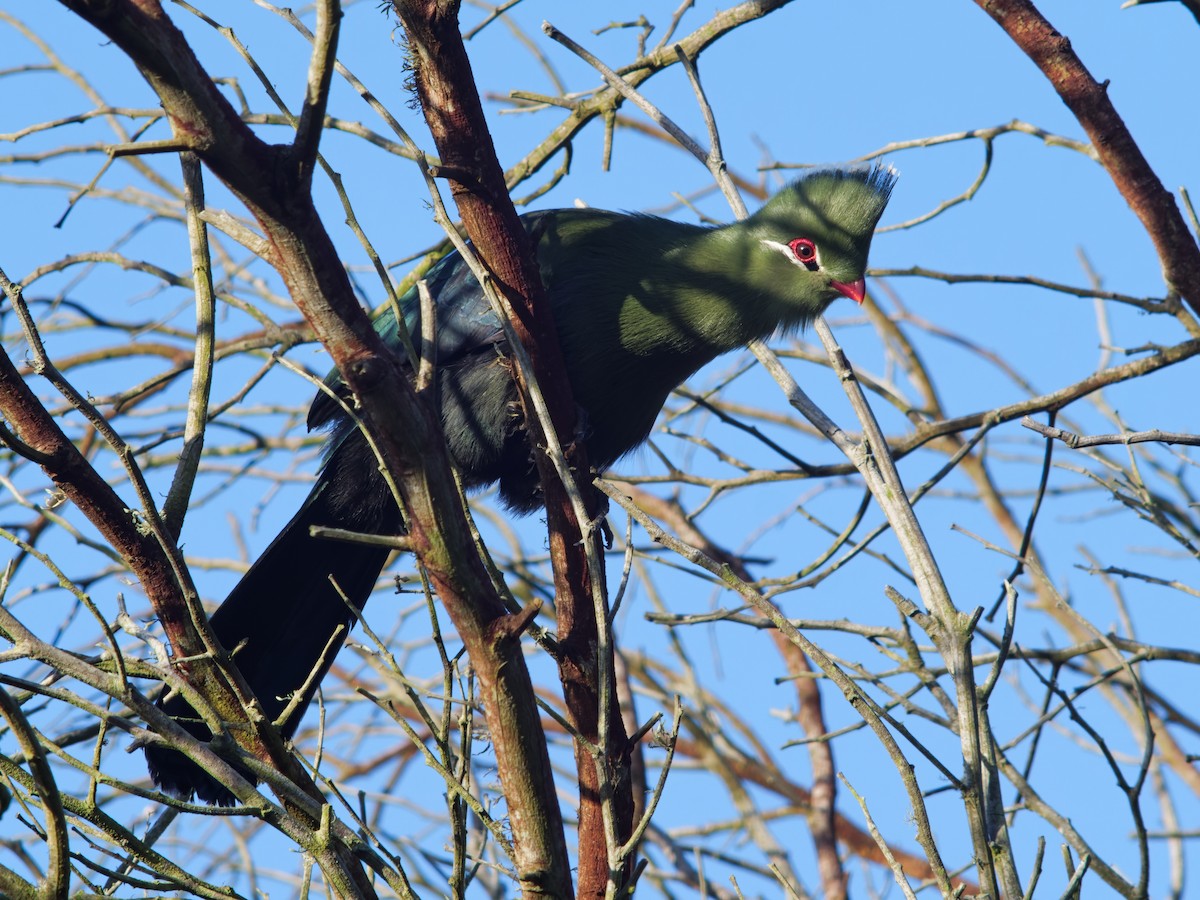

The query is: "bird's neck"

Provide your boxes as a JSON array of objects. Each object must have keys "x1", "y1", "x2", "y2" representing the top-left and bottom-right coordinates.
[
  {"x1": 636, "y1": 221, "x2": 808, "y2": 355},
  {"x1": 548, "y1": 211, "x2": 814, "y2": 403}
]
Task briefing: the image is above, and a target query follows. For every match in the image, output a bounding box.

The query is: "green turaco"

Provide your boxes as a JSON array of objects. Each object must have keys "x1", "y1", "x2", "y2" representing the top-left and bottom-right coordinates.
[{"x1": 147, "y1": 164, "x2": 897, "y2": 803}]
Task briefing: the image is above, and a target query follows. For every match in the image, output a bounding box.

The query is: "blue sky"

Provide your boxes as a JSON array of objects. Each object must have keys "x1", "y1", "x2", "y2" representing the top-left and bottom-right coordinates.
[{"x1": 1, "y1": 1, "x2": 1197, "y2": 896}]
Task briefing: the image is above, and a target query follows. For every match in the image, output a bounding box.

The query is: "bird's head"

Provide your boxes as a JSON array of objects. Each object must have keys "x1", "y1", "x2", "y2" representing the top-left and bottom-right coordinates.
[{"x1": 747, "y1": 164, "x2": 896, "y2": 313}]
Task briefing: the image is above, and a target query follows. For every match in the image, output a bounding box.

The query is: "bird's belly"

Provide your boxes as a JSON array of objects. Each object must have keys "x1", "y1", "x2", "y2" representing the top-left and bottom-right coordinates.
[{"x1": 438, "y1": 343, "x2": 683, "y2": 512}]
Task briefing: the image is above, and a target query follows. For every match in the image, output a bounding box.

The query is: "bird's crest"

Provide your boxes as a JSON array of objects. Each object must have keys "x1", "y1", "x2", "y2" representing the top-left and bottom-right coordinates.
[{"x1": 756, "y1": 163, "x2": 897, "y2": 242}]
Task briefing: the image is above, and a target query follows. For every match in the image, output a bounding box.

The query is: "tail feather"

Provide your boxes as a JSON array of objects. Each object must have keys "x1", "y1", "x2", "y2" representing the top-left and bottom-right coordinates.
[{"x1": 146, "y1": 431, "x2": 399, "y2": 804}]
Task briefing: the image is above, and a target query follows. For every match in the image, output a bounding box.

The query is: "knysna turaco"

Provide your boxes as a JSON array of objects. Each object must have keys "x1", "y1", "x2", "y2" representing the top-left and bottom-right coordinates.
[{"x1": 147, "y1": 165, "x2": 897, "y2": 803}]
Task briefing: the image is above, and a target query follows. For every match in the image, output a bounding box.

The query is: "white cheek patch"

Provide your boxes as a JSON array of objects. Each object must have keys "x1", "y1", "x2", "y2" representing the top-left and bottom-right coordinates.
[{"x1": 760, "y1": 239, "x2": 793, "y2": 261}]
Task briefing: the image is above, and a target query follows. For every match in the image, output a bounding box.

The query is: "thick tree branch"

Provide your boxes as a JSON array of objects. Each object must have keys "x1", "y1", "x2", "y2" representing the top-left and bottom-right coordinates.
[
  {"x1": 394, "y1": 3, "x2": 634, "y2": 897},
  {"x1": 975, "y1": 0, "x2": 1200, "y2": 315}
]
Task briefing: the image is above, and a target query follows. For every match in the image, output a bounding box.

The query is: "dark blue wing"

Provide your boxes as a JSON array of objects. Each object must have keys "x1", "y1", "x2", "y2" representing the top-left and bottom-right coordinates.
[{"x1": 307, "y1": 214, "x2": 557, "y2": 431}]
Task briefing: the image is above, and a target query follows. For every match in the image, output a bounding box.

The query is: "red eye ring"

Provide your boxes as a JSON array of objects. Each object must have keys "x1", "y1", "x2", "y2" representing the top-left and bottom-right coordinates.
[{"x1": 788, "y1": 238, "x2": 818, "y2": 269}]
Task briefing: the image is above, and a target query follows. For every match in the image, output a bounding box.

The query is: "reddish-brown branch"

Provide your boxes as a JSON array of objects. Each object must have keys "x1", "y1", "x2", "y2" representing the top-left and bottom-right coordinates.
[
  {"x1": 787, "y1": 648, "x2": 846, "y2": 898},
  {"x1": 394, "y1": 2, "x2": 632, "y2": 895},
  {"x1": 0, "y1": 344, "x2": 185, "y2": 639},
  {"x1": 975, "y1": 0, "x2": 1200, "y2": 315}
]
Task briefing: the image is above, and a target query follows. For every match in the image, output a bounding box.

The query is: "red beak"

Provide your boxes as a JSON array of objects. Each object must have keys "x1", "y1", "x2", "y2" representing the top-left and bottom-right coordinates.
[{"x1": 831, "y1": 278, "x2": 866, "y2": 305}]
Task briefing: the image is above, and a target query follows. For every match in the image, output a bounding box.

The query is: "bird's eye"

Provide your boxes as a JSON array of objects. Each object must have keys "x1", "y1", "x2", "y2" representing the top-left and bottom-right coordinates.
[{"x1": 788, "y1": 238, "x2": 819, "y2": 271}]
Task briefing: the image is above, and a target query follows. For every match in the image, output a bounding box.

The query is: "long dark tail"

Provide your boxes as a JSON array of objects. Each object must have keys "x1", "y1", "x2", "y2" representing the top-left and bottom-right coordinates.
[{"x1": 145, "y1": 430, "x2": 400, "y2": 804}]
